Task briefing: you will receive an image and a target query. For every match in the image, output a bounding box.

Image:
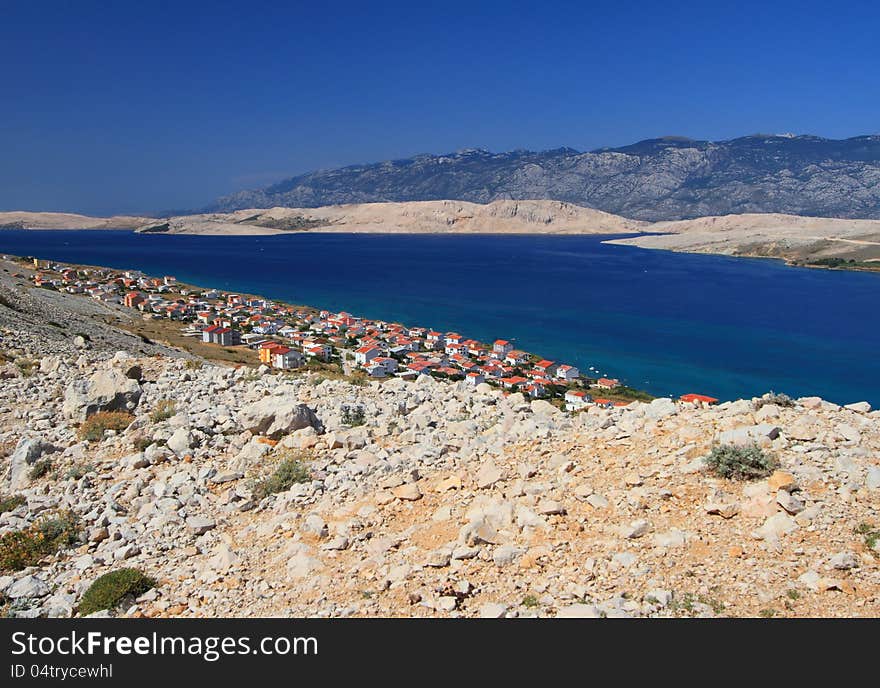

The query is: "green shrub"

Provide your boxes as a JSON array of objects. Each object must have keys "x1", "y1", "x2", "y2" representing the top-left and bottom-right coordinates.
[
  {"x1": 150, "y1": 399, "x2": 176, "y2": 423},
  {"x1": 77, "y1": 411, "x2": 134, "y2": 441},
  {"x1": 0, "y1": 511, "x2": 79, "y2": 572},
  {"x1": 78, "y1": 568, "x2": 157, "y2": 616},
  {"x1": 28, "y1": 458, "x2": 53, "y2": 480},
  {"x1": 705, "y1": 444, "x2": 777, "y2": 480},
  {"x1": 341, "y1": 404, "x2": 366, "y2": 427},
  {"x1": 252, "y1": 455, "x2": 311, "y2": 500},
  {"x1": 64, "y1": 463, "x2": 96, "y2": 480},
  {"x1": 15, "y1": 358, "x2": 36, "y2": 377},
  {"x1": 0, "y1": 494, "x2": 26, "y2": 514},
  {"x1": 756, "y1": 391, "x2": 794, "y2": 408},
  {"x1": 184, "y1": 359, "x2": 203, "y2": 370},
  {"x1": 521, "y1": 594, "x2": 539, "y2": 608}
]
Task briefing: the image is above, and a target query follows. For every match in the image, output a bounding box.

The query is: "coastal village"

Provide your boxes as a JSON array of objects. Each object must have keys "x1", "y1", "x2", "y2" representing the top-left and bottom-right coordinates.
[{"x1": 20, "y1": 258, "x2": 717, "y2": 410}]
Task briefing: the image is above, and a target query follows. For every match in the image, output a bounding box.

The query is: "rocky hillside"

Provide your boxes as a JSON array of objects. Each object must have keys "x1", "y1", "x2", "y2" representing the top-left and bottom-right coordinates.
[
  {"x1": 206, "y1": 135, "x2": 880, "y2": 221},
  {"x1": 0, "y1": 211, "x2": 149, "y2": 230},
  {"x1": 1, "y1": 324, "x2": 878, "y2": 617},
  {"x1": 137, "y1": 200, "x2": 645, "y2": 236}
]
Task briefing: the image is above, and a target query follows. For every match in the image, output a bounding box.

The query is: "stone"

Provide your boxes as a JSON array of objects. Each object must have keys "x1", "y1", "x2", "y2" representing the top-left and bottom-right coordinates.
[
  {"x1": 166, "y1": 427, "x2": 193, "y2": 456},
  {"x1": 425, "y1": 549, "x2": 451, "y2": 567},
  {"x1": 645, "y1": 397, "x2": 677, "y2": 420},
  {"x1": 787, "y1": 417, "x2": 821, "y2": 441},
  {"x1": 755, "y1": 512, "x2": 797, "y2": 540},
  {"x1": 6, "y1": 575, "x2": 49, "y2": 599},
  {"x1": 208, "y1": 543, "x2": 238, "y2": 572},
  {"x1": 475, "y1": 460, "x2": 503, "y2": 489},
  {"x1": 237, "y1": 398, "x2": 322, "y2": 439},
  {"x1": 479, "y1": 603, "x2": 508, "y2": 618},
  {"x1": 391, "y1": 483, "x2": 422, "y2": 501},
  {"x1": 211, "y1": 471, "x2": 244, "y2": 484},
  {"x1": 705, "y1": 501, "x2": 740, "y2": 519},
  {"x1": 62, "y1": 368, "x2": 142, "y2": 421},
  {"x1": 867, "y1": 467, "x2": 880, "y2": 490},
  {"x1": 536, "y1": 499, "x2": 565, "y2": 516},
  {"x1": 719, "y1": 424, "x2": 779, "y2": 447},
  {"x1": 6, "y1": 436, "x2": 47, "y2": 489},
  {"x1": 321, "y1": 536, "x2": 349, "y2": 551},
  {"x1": 776, "y1": 490, "x2": 805, "y2": 515},
  {"x1": 287, "y1": 553, "x2": 322, "y2": 578},
  {"x1": 755, "y1": 404, "x2": 780, "y2": 421},
  {"x1": 302, "y1": 513, "x2": 328, "y2": 537},
  {"x1": 768, "y1": 471, "x2": 796, "y2": 492},
  {"x1": 624, "y1": 472, "x2": 643, "y2": 486},
  {"x1": 437, "y1": 596, "x2": 458, "y2": 612},
  {"x1": 844, "y1": 401, "x2": 871, "y2": 413},
  {"x1": 829, "y1": 552, "x2": 860, "y2": 570},
  {"x1": 186, "y1": 516, "x2": 216, "y2": 535},
  {"x1": 586, "y1": 494, "x2": 609, "y2": 509},
  {"x1": 492, "y1": 544, "x2": 524, "y2": 567},
  {"x1": 836, "y1": 424, "x2": 861, "y2": 444},
  {"x1": 645, "y1": 590, "x2": 673, "y2": 607},
  {"x1": 652, "y1": 528, "x2": 687, "y2": 548},
  {"x1": 436, "y1": 475, "x2": 462, "y2": 492},
  {"x1": 621, "y1": 519, "x2": 650, "y2": 539},
  {"x1": 798, "y1": 570, "x2": 821, "y2": 591},
  {"x1": 556, "y1": 603, "x2": 602, "y2": 618}
]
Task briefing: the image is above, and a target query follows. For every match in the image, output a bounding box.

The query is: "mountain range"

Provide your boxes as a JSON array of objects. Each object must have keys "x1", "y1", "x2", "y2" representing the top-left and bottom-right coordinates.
[{"x1": 205, "y1": 134, "x2": 880, "y2": 221}]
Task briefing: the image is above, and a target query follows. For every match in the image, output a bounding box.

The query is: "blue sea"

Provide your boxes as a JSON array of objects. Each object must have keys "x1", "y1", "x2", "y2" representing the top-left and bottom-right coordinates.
[{"x1": 1, "y1": 230, "x2": 878, "y2": 405}]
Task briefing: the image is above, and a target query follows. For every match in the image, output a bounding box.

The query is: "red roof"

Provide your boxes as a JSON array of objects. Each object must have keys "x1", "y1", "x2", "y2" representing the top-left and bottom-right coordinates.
[
  {"x1": 680, "y1": 393, "x2": 719, "y2": 404},
  {"x1": 536, "y1": 360, "x2": 555, "y2": 368}
]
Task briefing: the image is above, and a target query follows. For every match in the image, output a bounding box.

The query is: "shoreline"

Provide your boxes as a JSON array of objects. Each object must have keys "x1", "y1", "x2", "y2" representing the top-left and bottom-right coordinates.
[
  {"x1": 8, "y1": 253, "x2": 664, "y2": 408},
  {"x1": 5, "y1": 223, "x2": 880, "y2": 275}
]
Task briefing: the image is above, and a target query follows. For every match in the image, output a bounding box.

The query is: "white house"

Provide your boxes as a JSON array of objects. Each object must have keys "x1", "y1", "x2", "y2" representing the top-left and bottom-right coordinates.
[
  {"x1": 273, "y1": 347, "x2": 305, "y2": 370},
  {"x1": 465, "y1": 371, "x2": 485, "y2": 386},
  {"x1": 556, "y1": 364, "x2": 580, "y2": 381},
  {"x1": 354, "y1": 345, "x2": 381, "y2": 366},
  {"x1": 565, "y1": 390, "x2": 590, "y2": 411}
]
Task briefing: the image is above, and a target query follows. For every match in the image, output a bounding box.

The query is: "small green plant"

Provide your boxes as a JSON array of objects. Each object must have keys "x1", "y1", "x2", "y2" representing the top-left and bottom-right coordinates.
[
  {"x1": 705, "y1": 444, "x2": 777, "y2": 480},
  {"x1": 786, "y1": 589, "x2": 801, "y2": 601},
  {"x1": 15, "y1": 358, "x2": 36, "y2": 377},
  {"x1": 0, "y1": 511, "x2": 79, "y2": 572},
  {"x1": 28, "y1": 458, "x2": 53, "y2": 480},
  {"x1": 855, "y1": 522, "x2": 879, "y2": 552},
  {"x1": 132, "y1": 436, "x2": 154, "y2": 452},
  {"x1": 521, "y1": 594, "x2": 539, "y2": 608},
  {"x1": 150, "y1": 399, "x2": 176, "y2": 423},
  {"x1": 759, "y1": 608, "x2": 777, "y2": 618},
  {"x1": 341, "y1": 404, "x2": 366, "y2": 427},
  {"x1": 77, "y1": 411, "x2": 135, "y2": 441},
  {"x1": 64, "y1": 463, "x2": 96, "y2": 480},
  {"x1": 78, "y1": 568, "x2": 157, "y2": 616},
  {"x1": 251, "y1": 455, "x2": 311, "y2": 500},
  {"x1": 184, "y1": 358, "x2": 203, "y2": 370},
  {"x1": 670, "y1": 592, "x2": 697, "y2": 614},
  {"x1": 0, "y1": 494, "x2": 26, "y2": 514}
]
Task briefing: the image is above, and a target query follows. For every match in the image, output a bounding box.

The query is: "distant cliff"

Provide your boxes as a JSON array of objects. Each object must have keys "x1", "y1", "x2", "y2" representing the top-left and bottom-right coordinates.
[{"x1": 205, "y1": 135, "x2": 880, "y2": 221}]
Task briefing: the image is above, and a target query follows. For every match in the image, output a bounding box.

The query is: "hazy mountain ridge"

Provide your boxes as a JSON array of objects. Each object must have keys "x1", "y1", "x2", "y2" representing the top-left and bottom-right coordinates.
[{"x1": 206, "y1": 135, "x2": 880, "y2": 221}]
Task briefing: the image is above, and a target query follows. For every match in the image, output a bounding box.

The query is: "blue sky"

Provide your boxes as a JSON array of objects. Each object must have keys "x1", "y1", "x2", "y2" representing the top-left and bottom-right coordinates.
[{"x1": 2, "y1": 0, "x2": 878, "y2": 215}]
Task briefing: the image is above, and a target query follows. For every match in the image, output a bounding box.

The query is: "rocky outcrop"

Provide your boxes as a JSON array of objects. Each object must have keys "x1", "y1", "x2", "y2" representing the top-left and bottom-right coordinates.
[
  {"x1": 62, "y1": 367, "x2": 142, "y2": 421},
  {"x1": 237, "y1": 397, "x2": 322, "y2": 438}
]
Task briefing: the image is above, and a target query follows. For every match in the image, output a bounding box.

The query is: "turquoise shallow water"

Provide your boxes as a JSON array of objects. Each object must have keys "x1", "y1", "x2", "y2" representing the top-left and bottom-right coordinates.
[{"x1": 1, "y1": 230, "x2": 878, "y2": 405}]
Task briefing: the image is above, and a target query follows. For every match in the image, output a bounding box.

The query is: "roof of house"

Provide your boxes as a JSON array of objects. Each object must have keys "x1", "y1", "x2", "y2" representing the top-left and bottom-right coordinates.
[{"x1": 680, "y1": 393, "x2": 719, "y2": 404}]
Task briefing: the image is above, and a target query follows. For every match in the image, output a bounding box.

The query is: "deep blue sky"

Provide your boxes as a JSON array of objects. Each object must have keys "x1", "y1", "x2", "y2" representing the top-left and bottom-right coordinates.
[{"x1": 2, "y1": 0, "x2": 879, "y2": 215}]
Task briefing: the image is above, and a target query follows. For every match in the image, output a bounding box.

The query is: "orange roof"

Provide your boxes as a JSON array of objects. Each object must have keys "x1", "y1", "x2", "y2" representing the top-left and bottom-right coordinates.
[{"x1": 680, "y1": 393, "x2": 719, "y2": 404}]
